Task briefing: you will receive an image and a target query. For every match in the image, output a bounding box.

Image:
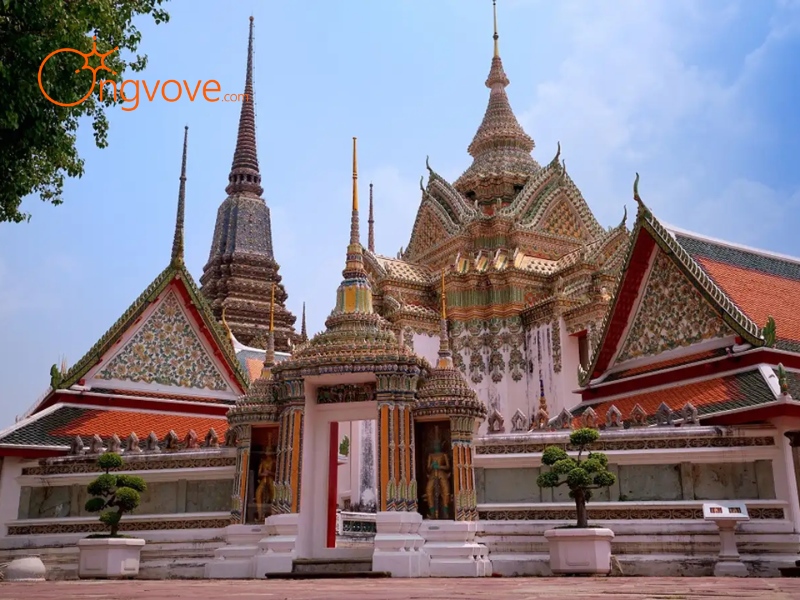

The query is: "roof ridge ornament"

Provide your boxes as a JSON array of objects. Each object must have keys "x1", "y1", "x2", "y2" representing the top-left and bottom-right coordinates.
[{"x1": 633, "y1": 172, "x2": 644, "y2": 209}]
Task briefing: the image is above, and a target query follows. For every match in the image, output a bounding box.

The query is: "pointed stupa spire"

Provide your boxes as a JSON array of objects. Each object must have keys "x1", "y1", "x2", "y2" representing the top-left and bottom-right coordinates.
[
  {"x1": 225, "y1": 16, "x2": 262, "y2": 198},
  {"x1": 437, "y1": 269, "x2": 453, "y2": 369},
  {"x1": 454, "y1": 0, "x2": 539, "y2": 201},
  {"x1": 300, "y1": 302, "x2": 308, "y2": 342},
  {"x1": 332, "y1": 137, "x2": 373, "y2": 315},
  {"x1": 171, "y1": 126, "x2": 188, "y2": 267},
  {"x1": 368, "y1": 182, "x2": 375, "y2": 253}
]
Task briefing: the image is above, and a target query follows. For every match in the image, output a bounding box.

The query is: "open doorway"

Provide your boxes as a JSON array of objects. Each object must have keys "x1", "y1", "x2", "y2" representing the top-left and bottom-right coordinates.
[{"x1": 329, "y1": 419, "x2": 377, "y2": 549}]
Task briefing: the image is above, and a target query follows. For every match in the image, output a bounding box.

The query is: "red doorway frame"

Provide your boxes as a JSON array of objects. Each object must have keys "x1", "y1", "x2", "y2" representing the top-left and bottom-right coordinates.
[{"x1": 326, "y1": 421, "x2": 339, "y2": 548}]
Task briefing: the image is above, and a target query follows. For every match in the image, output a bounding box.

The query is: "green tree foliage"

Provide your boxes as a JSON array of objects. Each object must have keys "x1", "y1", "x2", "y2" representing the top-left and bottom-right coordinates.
[
  {"x1": 84, "y1": 451, "x2": 146, "y2": 537},
  {"x1": 536, "y1": 428, "x2": 616, "y2": 529},
  {"x1": 0, "y1": 0, "x2": 170, "y2": 223},
  {"x1": 339, "y1": 435, "x2": 350, "y2": 457}
]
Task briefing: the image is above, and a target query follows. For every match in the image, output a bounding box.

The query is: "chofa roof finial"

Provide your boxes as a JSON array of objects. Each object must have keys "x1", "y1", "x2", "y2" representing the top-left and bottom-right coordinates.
[{"x1": 633, "y1": 172, "x2": 644, "y2": 208}]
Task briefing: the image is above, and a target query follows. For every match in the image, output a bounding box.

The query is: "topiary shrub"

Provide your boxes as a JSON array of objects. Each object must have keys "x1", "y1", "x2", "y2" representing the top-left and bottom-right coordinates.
[
  {"x1": 536, "y1": 428, "x2": 616, "y2": 528},
  {"x1": 84, "y1": 452, "x2": 146, "y2": 537}
]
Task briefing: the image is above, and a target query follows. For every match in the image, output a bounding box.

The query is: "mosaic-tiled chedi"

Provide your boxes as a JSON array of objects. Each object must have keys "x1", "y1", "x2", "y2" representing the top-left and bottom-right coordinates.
[
  {"x1": 271, "y1": 138, "x2": 429, "y2": 515},
  {"x1": 200, "y1": 17, "x2": 298, "y2": 353},
  {"x1": 361, "y1": 4, "x2": 628, "y2": 427},
  {"x1": 414, "y1": 274, "x2": 486, "y2": 521}
]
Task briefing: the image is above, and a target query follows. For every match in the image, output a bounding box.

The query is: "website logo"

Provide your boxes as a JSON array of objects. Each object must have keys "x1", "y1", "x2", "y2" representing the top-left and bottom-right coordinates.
[{"x1": 38, "y1": 37, "x2": 242, "y2": 111}]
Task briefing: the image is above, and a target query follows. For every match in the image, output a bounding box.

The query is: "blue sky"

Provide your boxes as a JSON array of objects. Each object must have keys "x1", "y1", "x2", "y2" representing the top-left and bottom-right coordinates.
[{"x1": 1, "y1": 0, "x2": 799, "y2": 425}]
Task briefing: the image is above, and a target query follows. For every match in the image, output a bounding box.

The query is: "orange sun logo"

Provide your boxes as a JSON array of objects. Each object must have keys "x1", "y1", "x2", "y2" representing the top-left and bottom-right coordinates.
[{"x1": 38, "y1": 36, "x2": 119, "y2": 107}]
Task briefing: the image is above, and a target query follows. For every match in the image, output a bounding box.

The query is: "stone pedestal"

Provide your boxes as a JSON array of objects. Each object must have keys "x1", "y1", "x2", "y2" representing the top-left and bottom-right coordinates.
[
  {"x1": 205, "y1": 524, "x2": 267, "y2": 579},
  {"x1": 254, "y1": 513, "x2": 299, "y2": 577},
  {"x1": 420, "y1": 520, "x2": 491, "y2": 577},
  {"x1": 544, "y1": 528, "x2": 615, "y2": 575},
  {"x1": 372, "y1": 511, "x2": 428, "y2": 577},
  {"x1": 77, "y1": 538, "x2": 145, "y2": 579},
  {"x1": 713, "y1": 521, "x2": 749, "y2": 577}
]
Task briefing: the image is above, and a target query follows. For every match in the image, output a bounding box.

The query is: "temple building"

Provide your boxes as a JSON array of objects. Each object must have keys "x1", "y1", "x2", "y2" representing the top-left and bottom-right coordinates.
[
  {"x1": 361, "y1": 7, "x2": 628, "y2": 434},
  {"x1": 1, "y1": 4, "x2": 800, "y2": 580}
]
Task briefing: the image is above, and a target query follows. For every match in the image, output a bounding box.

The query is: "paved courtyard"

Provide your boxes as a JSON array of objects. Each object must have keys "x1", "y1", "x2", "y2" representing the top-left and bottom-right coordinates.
[{"x1": 2, "y1": 578, "x2": 800, "y2": 600}]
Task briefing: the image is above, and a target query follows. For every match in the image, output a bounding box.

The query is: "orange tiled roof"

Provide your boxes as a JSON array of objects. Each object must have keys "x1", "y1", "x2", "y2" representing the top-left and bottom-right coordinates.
[
  {"x1": 51, "y1": 409, "x2": 227, "y2": 440},
  {"x1": 244, "y1": 357, "x2": 263, "y2": 382},
  {"x1": 571, "y1": 370, "x2": 775, "y2": 424},
  {"x1": 0, "y1": 405, "x2": 228, "y2": 449},
  {"x1": 605, "y1": 349, "x2": 725, "y2": 382},
  {"x1": 696, "y1": 257, "x2": 800, "y2": 342},
  {"x1": 674, "y1": 233, "x2": 800, "y2": 345}
]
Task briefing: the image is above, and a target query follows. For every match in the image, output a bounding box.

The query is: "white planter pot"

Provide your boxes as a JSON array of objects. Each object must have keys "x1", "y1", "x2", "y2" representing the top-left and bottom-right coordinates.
[
  {"x1": 544, "y1": 528, "x2": 614, "y2": 575},
  {"x1": 77, "y1": 537, "x2": 145, "y2": 579}
]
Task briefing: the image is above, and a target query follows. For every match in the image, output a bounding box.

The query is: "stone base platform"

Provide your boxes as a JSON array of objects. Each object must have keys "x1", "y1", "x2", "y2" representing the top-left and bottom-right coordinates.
[{"x1": 2, "y1": 578, "x2": 800, "y2": 599}]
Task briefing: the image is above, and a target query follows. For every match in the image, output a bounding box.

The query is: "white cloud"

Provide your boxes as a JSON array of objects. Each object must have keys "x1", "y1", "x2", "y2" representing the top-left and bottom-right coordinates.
[{"x1": 514, "y1": 0, "x2": 799, "y2": 244}]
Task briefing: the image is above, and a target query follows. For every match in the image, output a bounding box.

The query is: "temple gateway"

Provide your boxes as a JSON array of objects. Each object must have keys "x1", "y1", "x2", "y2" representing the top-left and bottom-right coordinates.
[{"x1": 1, "y1": 5, "x2": 799, "y2": 579}]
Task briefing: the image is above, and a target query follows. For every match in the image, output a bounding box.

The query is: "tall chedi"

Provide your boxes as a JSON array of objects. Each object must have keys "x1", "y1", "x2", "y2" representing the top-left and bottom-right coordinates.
[
  {"x1": 453, "y1": 0, "x2": 539, "y2": 205},
  {"x1": 201, "y1": 17, "x2": 298, "y2": 352}
]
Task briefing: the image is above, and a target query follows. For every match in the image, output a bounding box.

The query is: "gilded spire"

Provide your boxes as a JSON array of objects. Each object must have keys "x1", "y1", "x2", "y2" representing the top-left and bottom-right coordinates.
[
  {"x1": 368, "y1": 182, "x2": 375, "y2": 253},
  {"x1": 225, "y1": 16, "x2": 262, "y2": 198},
  {"x1": 437, "y1": 269, "x2": 453, "y2": 369},
  {"x1": 171, "y1": 126, "x2": 188, "y2": 267},
  {"x1": 333, "y1": 137, "x2": 373, "y2": 315},
  {"x1": 454, "y1": 0, "x2": 539, "y2": 200},
  {"x1": 350, "y1": 137, "x2": 359, "y2": 244},
  {"x1": 301, "y1": 302, "x2": 308, "y2": 342},
  {"x1": 493, "y1": 0, "x2": 499, "y2": 58}
]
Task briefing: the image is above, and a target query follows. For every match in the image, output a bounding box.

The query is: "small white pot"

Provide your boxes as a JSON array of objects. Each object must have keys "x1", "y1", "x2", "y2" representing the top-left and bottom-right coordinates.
[
  {"x1": 77, "y1": 537, "x2": 145, "y2": 579},
  {"x1": 543, "y1": 527, "x2": 615, "y2": 575}
]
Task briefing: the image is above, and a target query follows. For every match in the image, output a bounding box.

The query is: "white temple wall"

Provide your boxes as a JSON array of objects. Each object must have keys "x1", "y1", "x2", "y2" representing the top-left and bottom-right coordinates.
[
  {"x1": 0, "y1": 457, "x2": 22, "y2": 535},
  {"x1": 411, "y1": 331, "x2": 439, "y2": 368},
  {"x1": 556, "y1": 320, "x2": 582, "y2": 415}
]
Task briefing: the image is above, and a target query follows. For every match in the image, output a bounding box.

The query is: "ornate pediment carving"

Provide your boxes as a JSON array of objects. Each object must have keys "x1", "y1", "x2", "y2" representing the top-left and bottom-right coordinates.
[{"x1": 317, "y1": 383, "x2": 377, "y2": 404}]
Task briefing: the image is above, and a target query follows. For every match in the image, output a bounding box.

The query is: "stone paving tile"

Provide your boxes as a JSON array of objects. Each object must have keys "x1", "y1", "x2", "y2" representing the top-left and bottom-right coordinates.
[{"x1": 2, "y1": 578, "x2": 800, "y2": 600}]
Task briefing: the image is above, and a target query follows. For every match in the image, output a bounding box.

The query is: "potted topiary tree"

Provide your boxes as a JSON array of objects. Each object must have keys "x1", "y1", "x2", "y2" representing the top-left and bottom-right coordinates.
[
  {"x1": 537, "y1": 427, "x2": 616, "y2": 575},
  {"x1": 77, "y1": 452, "x2": 147, "y2": 578}
]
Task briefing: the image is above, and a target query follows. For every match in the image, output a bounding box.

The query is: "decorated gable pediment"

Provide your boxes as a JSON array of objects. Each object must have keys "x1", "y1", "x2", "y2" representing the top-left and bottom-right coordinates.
[
  {"x1": 87, "y1": 286, "x2": 236, "y2": 396},
  {"x1": 405, "y1": 202, "x2": 459, "y2": 261},
  {"x1": 535, "y1": 195, "x2": 590, "y2": 241},
  {"x1": 614, "y1": 250, "x2": 735, "y2": 365}
]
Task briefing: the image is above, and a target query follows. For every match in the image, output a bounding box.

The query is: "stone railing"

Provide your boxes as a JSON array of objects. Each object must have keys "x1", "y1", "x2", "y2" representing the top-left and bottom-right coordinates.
[{"x1": 336, "y1": 511, "x2": 377, "y2": 537}]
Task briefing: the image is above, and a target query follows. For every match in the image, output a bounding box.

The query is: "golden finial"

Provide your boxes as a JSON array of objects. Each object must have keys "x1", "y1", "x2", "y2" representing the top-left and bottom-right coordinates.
[
  {"x1": 221, "y1": 306, "x2": 234, "y2": 344},
  {"x1": 441, "y1": 269, "x2": 447, "y2": 319},
  {"x1": 269, "y1": 282, "x2": 275, "y2": 332},
  {"x1": 493, "y1": 0, "x2": 499, "y2": 58},
  {"x1": 352, "y1": 137, "x2": 358, "y2": 212}
]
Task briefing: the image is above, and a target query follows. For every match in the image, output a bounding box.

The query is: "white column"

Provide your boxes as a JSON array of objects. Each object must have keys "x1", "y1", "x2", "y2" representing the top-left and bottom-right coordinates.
[{"x1": 0, "y1": 457, "x2": 22, "y2": 536}]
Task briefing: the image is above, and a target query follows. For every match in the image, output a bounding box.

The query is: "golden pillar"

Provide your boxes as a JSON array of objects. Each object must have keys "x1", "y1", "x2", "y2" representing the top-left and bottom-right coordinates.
[{"x1": 273, "y1": 379, "x2": 305, "y2": 514}]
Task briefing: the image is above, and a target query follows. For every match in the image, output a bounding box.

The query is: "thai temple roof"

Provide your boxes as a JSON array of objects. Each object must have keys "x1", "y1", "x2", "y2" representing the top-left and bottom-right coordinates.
[
  {"x1": 671, "y1": 227, "x2": 800, "y2": 352},
  {"x1": 0, "y1": 404, "x2": 229, "y2": 452}
]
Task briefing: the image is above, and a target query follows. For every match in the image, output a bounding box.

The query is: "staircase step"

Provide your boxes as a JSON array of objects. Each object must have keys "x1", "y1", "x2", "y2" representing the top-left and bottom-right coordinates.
[
  {"x1": 267, "y1": 570, "x2": 391, "y2": 579},
  {"x1": 292, "y1": 558, "x2": 374, "y2": 575}
]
